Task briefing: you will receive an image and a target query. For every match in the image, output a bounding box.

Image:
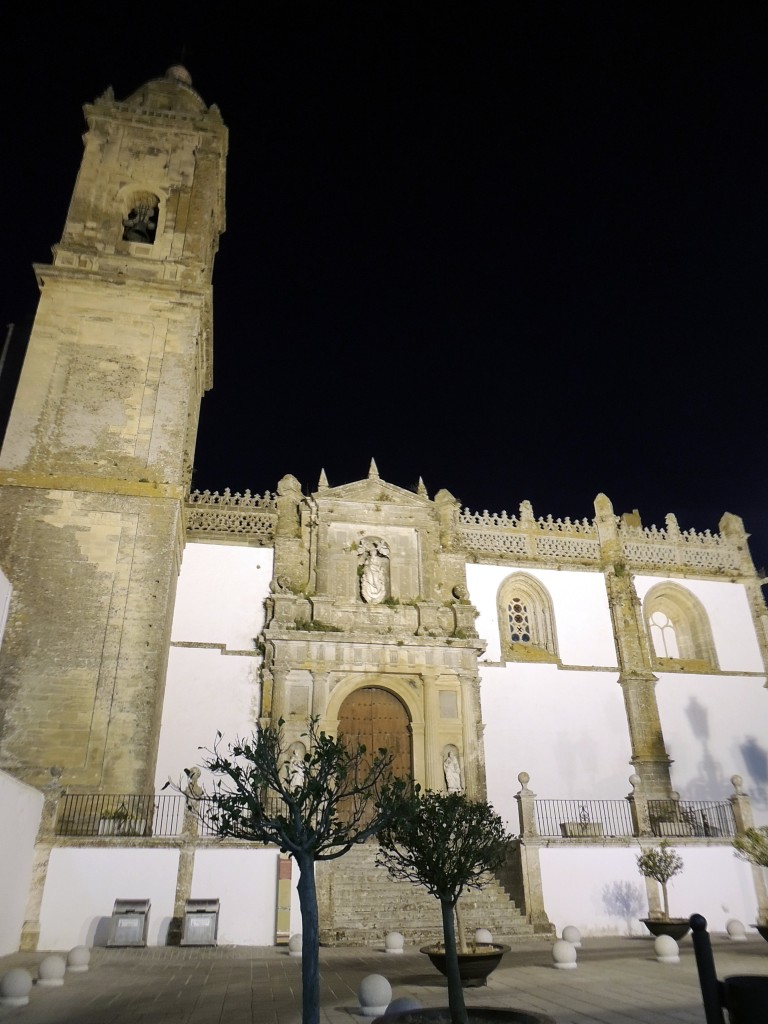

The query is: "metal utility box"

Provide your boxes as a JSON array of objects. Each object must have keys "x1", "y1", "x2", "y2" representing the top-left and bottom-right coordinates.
[
  {"x1": 106, "y1": 899, "x2": 151, "y2": 947},
  {"x1": 180, "y1": 898, "x2": 220, "y2": 946}
]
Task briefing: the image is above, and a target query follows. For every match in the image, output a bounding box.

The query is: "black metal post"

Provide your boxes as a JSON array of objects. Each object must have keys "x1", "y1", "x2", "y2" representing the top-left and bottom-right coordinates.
[{"x1": 689, "y1": 914, "x2": 725, "y2": 1024}]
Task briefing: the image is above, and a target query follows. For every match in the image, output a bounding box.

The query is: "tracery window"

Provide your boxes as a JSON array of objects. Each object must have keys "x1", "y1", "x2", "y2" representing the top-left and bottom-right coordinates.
[
  {"x1": 497, "y1": 573, "x2": 558, "y2": 662},
  {"x1": 643, "y1": 582, "x2": 718, "y2": 670}
]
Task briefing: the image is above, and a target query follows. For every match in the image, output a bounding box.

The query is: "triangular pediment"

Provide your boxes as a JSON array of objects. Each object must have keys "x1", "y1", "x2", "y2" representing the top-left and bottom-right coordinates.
[{"x1": 314, "y1": 475, "x2": 431, "y2": 507}]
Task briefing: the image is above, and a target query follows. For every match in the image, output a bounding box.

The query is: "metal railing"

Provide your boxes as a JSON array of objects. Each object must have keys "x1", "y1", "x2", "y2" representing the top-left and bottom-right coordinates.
[
  {"x1": 647, "y1": 799, "x2": 736, "y2": 838},
  {"x1": 534, "y1": 799, "x2": 634, "y2": 838},
  {"x1": 56, "y1": 791, "x2": 294, "y2": 838},
  {"x1": 57, "y1": 794, "x2": 185, "y2": 837}
]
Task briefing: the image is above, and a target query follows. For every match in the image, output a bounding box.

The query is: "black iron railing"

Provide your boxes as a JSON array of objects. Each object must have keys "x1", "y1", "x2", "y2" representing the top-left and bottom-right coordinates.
[
  {"x1": 57, "y1": 793, "x2": 185, "y2": 837},
  {"x1": 535, "y1": 799, "x2": 634, "y2": 838},
  {"x1": 647, "y1": 799, "x2": 736, "y2": 838}
]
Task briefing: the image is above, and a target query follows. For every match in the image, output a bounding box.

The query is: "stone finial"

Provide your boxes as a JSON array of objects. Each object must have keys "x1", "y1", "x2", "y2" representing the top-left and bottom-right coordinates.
[
  {"x1": 628, "y1": 774, "x2": 642, "y2": 793},
  {"x1": 517, "y1": 771, "x2": 531, "y2": 793},
  {"x1": 368, "y1": 458, "x2": 380, "y2": 479},
  {"x1": 166, "y1": 65, "x2": 193, "y2": 85},
  {"x1": 731, "y1": 774, "x2": 745, "y2": 795},
  {"x1": 277, "y1": 474, "x2": 301, "y2": 496},
  {"x1": 417, "y1": 477, "x2": 428, "y2": 496},
  {"x1": 593, "y1": 493, "x2": 614, "y2": 517},
  {"x1": 317, "y1": 468, "x2": 329, "y2": 490},
  {"x1": 519, "y1": 499, "x2": 535, "y2": 525}
]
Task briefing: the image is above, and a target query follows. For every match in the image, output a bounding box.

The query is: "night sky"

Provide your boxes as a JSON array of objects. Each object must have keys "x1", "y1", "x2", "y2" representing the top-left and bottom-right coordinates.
[{"x1": 2, "y1": 5, "x2": 767, "y2": 573}]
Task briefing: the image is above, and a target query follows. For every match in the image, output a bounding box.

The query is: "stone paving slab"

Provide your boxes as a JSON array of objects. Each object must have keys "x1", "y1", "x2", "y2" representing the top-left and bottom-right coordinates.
[{"x1": 0, "y1": 934, "x2": 766, "y2": 1024}]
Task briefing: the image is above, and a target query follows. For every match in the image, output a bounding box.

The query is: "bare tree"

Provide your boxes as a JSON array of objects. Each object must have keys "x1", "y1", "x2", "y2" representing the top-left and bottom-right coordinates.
[{"x1": 180, "y1": 718, "x2": 408, "y2": 1024}]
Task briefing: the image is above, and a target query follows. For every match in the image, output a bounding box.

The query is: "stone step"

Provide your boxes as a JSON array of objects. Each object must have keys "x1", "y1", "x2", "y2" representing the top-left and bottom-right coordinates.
[{"x1": 316, "y1": 841, "x2": 537, "y2": 946}]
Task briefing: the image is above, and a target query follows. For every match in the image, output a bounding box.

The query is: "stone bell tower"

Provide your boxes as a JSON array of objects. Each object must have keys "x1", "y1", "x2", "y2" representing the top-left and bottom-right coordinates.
[{"x1": 0, "y1": 67, "x2": 227, "y2": 793}]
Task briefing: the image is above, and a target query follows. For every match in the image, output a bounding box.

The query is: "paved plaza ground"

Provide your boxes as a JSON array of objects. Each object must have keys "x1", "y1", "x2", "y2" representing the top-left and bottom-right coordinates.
[{"x1": 0, "y1": 932, "x2": 766, "y2": 1024}]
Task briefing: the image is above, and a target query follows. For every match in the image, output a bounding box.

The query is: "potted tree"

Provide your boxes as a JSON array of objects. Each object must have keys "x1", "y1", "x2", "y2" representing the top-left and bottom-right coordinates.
[
  {"x1": 732, "y1": 824, "x2": 768, "y2": 942},
  {"x1": 377, "y1": 790, "x2": 514, "y2": 1024},
  {"x1": 636, "y1": 841, "x2": 689, "y2": 939}
]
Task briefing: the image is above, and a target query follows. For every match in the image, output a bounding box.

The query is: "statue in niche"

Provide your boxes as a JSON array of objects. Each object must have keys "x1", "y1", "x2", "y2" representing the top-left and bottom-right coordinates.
[
  {"x1": 287, "y1": 746, "x2": 306, "y2": 789},
  {"x1": 359, "y1": 538, "x2": 390, "y2": 604},
  {"x1": 443, "y1": 750, "x2": 463, "y2": 794}
]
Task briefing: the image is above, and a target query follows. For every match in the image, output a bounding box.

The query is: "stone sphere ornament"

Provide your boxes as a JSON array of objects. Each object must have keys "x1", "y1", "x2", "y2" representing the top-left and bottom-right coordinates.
[
  {"x1": 357, "y1": 974, "x2": 392, "y2": 1017},
  {"x1": 37, "y1": 954, "x2": 66, "y2": 987},
  {"x1": 66, "y1": 946, "x2": 91, "y2": 972},
  {"x1": 0, "y1": 968, "x2": 34, "y2": 1007},
  {"x1": 552, "y1": 939, "x2": 578, "y2": 969},
  {"x1": 561, "y1": 925, "x2": 582, "y2": 947},
  {"x1": 475, "y1": 928, "x2": 494, "y2": 944},
  {"x1": 654, "y1": 934, "x2": 680, "y2": 963},
  {"x1": 726, "y1": 919, "x2": 747, "y2": 941},
  {"x1": 384, "y1": 931, "x2": 405, "y2": 953},
  {"x1": 288, "y1": 933, "x2": 302, "y2": 958}
]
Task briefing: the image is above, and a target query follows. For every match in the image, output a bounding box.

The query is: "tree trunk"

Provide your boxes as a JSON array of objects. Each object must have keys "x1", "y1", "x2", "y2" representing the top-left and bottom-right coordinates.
[
  {"x1": 296, "y1": 853, "x2": 321, "y2": 1024},
  {"x1": 441, "y1": 898, "x2": 468, "y2": 1024},
  {"x1": 454, "y1": 899, "x2": 468, "y2": 953},
  {"x1": 661, "y1": 882, "x2": 670, "y2": 919}
]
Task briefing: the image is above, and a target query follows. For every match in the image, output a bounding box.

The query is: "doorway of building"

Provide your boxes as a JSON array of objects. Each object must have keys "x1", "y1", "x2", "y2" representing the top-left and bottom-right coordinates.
[{"x1": 337, "y1": 686, "x2": 413, "y2": 782}]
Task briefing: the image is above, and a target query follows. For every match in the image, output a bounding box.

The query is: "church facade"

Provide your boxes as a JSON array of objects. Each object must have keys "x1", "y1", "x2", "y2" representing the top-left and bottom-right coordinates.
[{"x1": 0, "y1": 69, "x2": 766, "y2": 954}]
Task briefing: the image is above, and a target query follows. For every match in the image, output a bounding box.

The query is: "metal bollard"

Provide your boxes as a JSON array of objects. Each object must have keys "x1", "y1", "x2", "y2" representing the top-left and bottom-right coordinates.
[{"x1": 689, "y1": 915, "x2": 725, "y2": 1024}]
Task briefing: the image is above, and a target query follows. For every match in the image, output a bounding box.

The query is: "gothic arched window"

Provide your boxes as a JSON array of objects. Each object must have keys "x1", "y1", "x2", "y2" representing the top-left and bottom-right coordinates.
[
  {"x1": 643, "y1": 582, "x2": 718, "y2": 670},
  {"x1": 497, "y1": 573, "x2": 558, "y2": 662}
]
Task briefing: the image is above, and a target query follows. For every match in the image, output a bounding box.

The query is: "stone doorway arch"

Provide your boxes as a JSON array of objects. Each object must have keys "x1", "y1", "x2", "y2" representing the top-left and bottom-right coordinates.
[{"x1": 338, "y1": 686, "x2": 413, "y2": 782}]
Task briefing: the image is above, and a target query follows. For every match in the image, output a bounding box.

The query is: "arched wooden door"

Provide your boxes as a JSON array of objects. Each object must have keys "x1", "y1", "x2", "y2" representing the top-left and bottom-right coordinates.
[{"x1": 338, "y1": 686, "x2": 413, "y2": 781}]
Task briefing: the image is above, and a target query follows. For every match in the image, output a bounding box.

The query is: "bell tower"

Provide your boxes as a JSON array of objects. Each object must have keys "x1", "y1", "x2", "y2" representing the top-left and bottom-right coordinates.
[{"x1": 0, "y1": 67, "x2": 227, "y2": 793}]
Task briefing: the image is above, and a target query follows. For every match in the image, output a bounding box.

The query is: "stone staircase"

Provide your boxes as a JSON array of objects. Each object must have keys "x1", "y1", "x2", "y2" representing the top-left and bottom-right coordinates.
[{"x1": 316, "y1": 841, "x2": 538, "y2": 946}]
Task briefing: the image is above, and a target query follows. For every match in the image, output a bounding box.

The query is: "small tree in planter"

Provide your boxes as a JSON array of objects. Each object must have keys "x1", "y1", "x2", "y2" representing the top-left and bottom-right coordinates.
[
  {"x1": 636, "y1": 841, "x2": 684, "y2": 922},
  {"x1": 172, "y1": 718, "x2": 407, "y2": 1024},
  {"x1": 377, "y1": 790, "x2": 512, "y2": 1024},
  {"x1": 733, "y1": 825, "x2": 768, "y2": 932}
]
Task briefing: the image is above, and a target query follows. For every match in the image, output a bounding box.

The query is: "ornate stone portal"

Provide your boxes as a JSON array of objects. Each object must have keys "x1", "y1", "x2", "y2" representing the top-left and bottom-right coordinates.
[{"x1": 258, "y1": 461, "x2": 487, "y2": 796}]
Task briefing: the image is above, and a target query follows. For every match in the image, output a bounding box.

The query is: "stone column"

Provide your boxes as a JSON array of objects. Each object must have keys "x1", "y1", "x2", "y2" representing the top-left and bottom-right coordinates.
[
  {"x1": 595, "y1": 493, "x2": 673, "y2": 798},
  {"x1": 459, "y1": 673, "x2": 486, "y2": 800},
  {"x1": 626, "y1": 774, "x2": 652, "y2": 836},
  {"x1": 514, "y1": 772, "x2": 538, "y2": 837},
  {"x1": 19, "y1": 773, "x2": 63, "y2": 951},
  {"x1": 422, "y1": 671, "x2": 441, "y2": 791},
  {"x1": 730, "y1": 774, "x2": 768, "y2": 924}
]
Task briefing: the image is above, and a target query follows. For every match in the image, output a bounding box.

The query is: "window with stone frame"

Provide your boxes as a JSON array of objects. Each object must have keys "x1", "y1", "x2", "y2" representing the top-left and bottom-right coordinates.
[
  {"x1": 122, "y1": 190, "x2": 160, "y2": 244},
  {"x1": 643, "y1": 582, "x2": 718, "y2": 670},
  {"x1": 497, "y1": 573, "x2": 558, "y2": 662}
]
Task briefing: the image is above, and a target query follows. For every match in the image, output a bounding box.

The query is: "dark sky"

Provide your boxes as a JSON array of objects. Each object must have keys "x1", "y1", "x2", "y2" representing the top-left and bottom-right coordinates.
[{"x1": 2, "y1": 4, "x2": 767, "y2": 573}]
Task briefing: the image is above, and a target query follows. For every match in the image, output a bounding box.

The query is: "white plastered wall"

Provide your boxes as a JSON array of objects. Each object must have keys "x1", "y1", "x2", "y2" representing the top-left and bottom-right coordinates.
[
  {"x1": 0, "y1": 566, "x2": 11, "y2": 651},
  {"x1": 39, "y1": 848, "x2": 179, "y2": 948},
  {"x1": 539, "y1": 845, "x2": 760, "y2": 938},
  {"x1": 37, "y1": 846, "x2": 301, "y2": 948},
  {"x1": 155, "y1": 543, "x2": 273, "y2": 791},
  {"x1": 0, "y1": 770, "x2": 43, "y2": 955},
  {"x1": 467, "y1": 564, "x2": 628, "y2": 827}
]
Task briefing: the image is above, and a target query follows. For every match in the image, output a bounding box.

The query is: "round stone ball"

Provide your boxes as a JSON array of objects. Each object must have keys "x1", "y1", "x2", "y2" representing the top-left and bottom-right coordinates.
[
  {"x1": 726, "y1": 919, "x2": 747, "y2": 941},
  {"x1": 474, "y1": 928, "x2": 494, "y2": 945},
  {"x1": 0, "y1": 968, "x2": 34, "y2": 1006},
  {"x1": 358, "y1": 974, "x2": 393, "y2": 1016},
  {"x1": 386, "y1": 996, "x2": 423, "y2": 1015},
  {"x1": 562, "y1": 925, "x2": 582, "y2": 947},
  {"x1": 288, "y1": 933, "x2": 302, "y2": 957},
  {"x1": 552, "y1": 939, "x2": 578, "y2": 969},
  {"x1": 384, "y1": 931, "x2": 405, "y2": 954},
  {"x1": 37, "y1": 954, "x2": 67, "y2": 987},
  {"x1": 654, "y1": 934, "x2": 680, "y2": 964},
  {"x1": 66, "y1": 946, "x2": 91, "y2": 972}
]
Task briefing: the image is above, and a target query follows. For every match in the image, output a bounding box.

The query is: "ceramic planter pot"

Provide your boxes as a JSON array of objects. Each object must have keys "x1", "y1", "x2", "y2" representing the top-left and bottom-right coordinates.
[
  {"x1": 640, "y1": 918, "x2": 691, "y2": 941},
  {"x1": 420, "y1": 944, "x2": 510, "y2": 987}
]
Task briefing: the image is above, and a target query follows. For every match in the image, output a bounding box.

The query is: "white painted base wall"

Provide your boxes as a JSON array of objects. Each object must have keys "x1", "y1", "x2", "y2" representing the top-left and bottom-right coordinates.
[
  {"x1": 37, "y1": 846, "x2": 301, "y2": 950},
  {"x1": 539, "y1": 845, "x2": 760, "y2": 939},
  {"x1": 0, "y1": 770, "x2": 42, "y2": 955}
]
